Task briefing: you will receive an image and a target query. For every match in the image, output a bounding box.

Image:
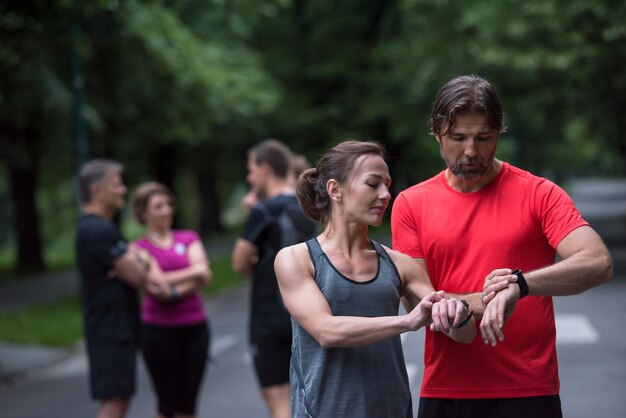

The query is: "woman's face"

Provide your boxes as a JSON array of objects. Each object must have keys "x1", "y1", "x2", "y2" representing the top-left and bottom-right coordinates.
[
  {"x1": 340, "y1": 154, "x2": 392, "y2": 227},
  {"x1": 144, "y1": 192, "x2": 174, "y2": 230}
]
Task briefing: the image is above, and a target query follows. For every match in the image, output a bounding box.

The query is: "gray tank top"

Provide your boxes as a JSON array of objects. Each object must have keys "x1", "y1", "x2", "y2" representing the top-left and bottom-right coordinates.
[{"x1": 290, "y1": 238, "x2": 412, "y2": 418}]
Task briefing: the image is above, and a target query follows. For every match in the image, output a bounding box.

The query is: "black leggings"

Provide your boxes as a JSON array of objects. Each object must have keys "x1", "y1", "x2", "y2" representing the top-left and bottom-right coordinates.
[{"x1": 141, "y1": 322, "x2": 210, "y2": 418}]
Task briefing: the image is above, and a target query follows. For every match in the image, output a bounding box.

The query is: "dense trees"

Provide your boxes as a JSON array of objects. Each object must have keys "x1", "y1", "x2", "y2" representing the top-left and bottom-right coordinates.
[{"x1": 1, "y1": 0, "x2": 624, "y2": 273}]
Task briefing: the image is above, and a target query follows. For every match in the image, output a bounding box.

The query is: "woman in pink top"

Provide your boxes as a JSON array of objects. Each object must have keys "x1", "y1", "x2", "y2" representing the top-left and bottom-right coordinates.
[{"x1": 132, "y1": 182, "x2": 212, "y2": 418}]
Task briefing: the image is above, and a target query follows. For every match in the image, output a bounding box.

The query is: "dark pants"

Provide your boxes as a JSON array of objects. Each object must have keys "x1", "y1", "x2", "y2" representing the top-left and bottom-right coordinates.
[
  {"x1": 418, "y1": 395, "x2": 562, "y2": 418},
  {"x1": 141, "y1": 322, "x2": 210, "y2": 418}
]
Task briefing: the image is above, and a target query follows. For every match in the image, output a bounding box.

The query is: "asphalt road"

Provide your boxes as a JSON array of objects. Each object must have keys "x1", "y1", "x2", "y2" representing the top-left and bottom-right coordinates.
[{"x1": 1, "y1": 266, "x2": 625, "y2": 418}]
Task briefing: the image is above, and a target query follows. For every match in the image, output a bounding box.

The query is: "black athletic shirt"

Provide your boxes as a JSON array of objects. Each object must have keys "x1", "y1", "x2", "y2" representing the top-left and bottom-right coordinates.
[
  {"x1": 241, "y1": 194, "x2": 317, "y2": 321},
  {"x1": 75, "y1": 214, "x2": 140, "y2": 344}
]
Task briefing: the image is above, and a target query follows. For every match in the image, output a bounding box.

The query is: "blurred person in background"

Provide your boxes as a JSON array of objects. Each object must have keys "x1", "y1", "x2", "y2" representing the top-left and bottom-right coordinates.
[
  {"x1": 241, "y1": 149, "x2": 310, "y2": 214},
  {"x1": 76, "y1": 159, "x2": 152, "y2": 418},
  {"x1": 132, "y1": 181, "x2": 212, "y2": 418},
  {"x1": 232, "y1": 140, "x2": 317, "y2": 418}
]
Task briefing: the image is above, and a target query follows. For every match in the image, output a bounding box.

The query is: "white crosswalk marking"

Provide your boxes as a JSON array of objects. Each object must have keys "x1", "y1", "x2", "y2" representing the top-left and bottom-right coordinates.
[{"x1": 555, "y1": 314, "x2": 599, "y2": 344}]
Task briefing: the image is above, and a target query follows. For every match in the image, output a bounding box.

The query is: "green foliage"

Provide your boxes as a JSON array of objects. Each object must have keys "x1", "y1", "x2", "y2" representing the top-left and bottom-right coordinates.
[
  {"x1": 203, "y1": 256, "x2": 247, "y2": 295},
  {"x1": 2, "y1": 0, "x2": 625, "y2": 273}
]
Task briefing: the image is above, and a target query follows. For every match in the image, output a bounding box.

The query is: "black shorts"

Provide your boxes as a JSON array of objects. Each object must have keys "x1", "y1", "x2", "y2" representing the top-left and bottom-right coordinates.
[
  {"x1": 250, "y1": 319, "x2": 292, "y2": 387},
  {"x1": 418, "y1": 395, "x2": 562, "y2": 418},
  {"x1": 87, "y1": 341, "x2": 137, "y2": 400}
]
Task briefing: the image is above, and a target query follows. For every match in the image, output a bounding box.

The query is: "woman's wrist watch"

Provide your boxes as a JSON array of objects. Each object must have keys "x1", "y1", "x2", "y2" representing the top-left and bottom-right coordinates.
[{"x1": 454, "y1": 299, "x2": 474, "y2": 329}]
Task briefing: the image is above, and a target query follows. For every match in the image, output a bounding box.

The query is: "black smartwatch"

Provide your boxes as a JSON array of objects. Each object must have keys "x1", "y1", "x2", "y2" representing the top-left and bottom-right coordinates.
[{"x1": 512, "y1": 269, "x2": 529, "y2": 299}]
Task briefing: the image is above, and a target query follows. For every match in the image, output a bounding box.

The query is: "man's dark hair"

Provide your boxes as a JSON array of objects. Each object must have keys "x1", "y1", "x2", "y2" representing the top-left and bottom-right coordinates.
[
  {"x1": 430, "y1": 75, "x2": 506, "y2": 137},
  {"x1": 77, "y1": 159, "x2": 123, "y2": 204},
  {"x1": 249, "y1": 139, "x2": 291, "y2": 179}
]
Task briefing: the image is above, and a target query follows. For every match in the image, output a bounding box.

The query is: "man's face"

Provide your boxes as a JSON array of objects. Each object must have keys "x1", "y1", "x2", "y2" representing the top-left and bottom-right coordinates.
[
  {"x1": 436, "y1": 113, "x2": 498, "y2": 182},
  {"x1": 98, "y1": 170, "x2": 127, "y2": 213},
  {"x1": 246, "y1": 153, "x2": 268, "y2": 196}
]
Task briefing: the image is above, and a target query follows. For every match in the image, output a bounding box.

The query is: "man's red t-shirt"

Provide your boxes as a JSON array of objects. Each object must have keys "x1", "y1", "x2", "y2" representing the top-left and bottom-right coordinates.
[{"x1": 391, "y1": 163, "x2": 589, "y2": 399}]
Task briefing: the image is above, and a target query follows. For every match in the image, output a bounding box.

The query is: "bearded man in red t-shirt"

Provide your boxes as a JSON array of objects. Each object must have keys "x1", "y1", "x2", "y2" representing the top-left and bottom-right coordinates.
[{"x1": 391, "y1": 74, "x2": 613, "y2": 418}]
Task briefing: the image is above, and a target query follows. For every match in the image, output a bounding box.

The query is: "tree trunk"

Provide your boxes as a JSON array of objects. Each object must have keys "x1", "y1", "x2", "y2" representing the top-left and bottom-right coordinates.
[
  {"x1": 7, "y1": 156, "x2": 46, "y2": 274},
  {"x1": 151, "y1": 144, "x2": 181, "y2": 228},
  {"x1": 195, "y1": 143, "x2": 224, "y2": 237}
]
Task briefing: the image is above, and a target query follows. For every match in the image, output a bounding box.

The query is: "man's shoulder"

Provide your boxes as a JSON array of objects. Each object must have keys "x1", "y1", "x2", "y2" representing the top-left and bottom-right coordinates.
[
  {"x1": 398, "y1": 172, "x2": 444, "y2": 198},
  {"x1": 261, "y1": 193, "x2": 299, "y2": 212},
  {"x1": 76, "y1": 214, "x2": 122, "y2": 246},
  {"x1": 77, "y1": 214, "x2": 115, "y2": 234},
  {"x1": 501, "y1": 162, "x2": 552, "y2": 188}
]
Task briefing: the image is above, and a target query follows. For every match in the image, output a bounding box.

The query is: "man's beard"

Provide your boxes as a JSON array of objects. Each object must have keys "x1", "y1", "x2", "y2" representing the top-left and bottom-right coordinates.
[{"x1": 441, "y1": 150, "x2": 491, "y2": 181}]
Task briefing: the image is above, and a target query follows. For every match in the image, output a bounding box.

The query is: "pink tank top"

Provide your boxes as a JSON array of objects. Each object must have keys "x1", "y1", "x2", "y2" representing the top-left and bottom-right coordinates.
[{"x1": 134, "y1": 230, "x2": 207, "y2": 326}]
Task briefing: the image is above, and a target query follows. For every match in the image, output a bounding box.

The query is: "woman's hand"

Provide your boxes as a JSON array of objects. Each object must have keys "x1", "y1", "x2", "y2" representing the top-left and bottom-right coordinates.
[
  {"x1": 429, "y1": 294, "x2": 470, "y2": 333},
  {"x1": 145, "y1": 259, "x2": 171, "y2": 300},
  {"x1": 405, "y1": 291, "x2": 448, "y2": 331}
]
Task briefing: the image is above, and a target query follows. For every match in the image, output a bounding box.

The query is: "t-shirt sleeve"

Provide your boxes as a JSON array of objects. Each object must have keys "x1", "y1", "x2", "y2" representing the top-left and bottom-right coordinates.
[
  {"x1": 177, "y1": 229, "x2": 201, "y2": 246},
  {"x1": 90, "y1": 222, "x2": 128, "y2": 267},
  {"x1": 534, "y1": 179, "x2": 589, "y2": 249},
  {"x1": 241, "y1": 206, "x2": 269, "y2": 247},
  {"x1": 391, "y1": 192, "x2": 424, "y2": 258}
]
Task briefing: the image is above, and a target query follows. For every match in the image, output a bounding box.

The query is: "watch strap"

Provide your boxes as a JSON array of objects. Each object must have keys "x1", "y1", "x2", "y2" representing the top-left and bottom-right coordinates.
[
  {"x1": 454, "y1": 299, "x2": 474, "y2": 329},
  {"x1": 512, "y1": 269, "x2": 529, "y2": 298}
]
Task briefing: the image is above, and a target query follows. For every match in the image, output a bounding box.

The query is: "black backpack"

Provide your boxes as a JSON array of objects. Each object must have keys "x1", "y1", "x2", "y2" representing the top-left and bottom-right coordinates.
[{"x1": 276, "y1": 199, "x2": 314, "y2": 249}]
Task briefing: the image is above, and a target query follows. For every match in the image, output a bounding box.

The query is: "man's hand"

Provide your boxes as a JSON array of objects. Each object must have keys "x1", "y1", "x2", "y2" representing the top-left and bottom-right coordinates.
[
  {"x1": 481, "y1": 269, "x2": 518, "y2": 306},
  {"x1": 480, "y1": 282, "x2": 520, "y2": 346}
]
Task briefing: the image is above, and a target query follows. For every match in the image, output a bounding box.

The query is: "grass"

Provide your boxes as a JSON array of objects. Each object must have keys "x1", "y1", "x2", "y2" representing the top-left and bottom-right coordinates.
[
  {"x1": 0, "y1": 296, "x2": 83, "y2": 347},
  {"x1": 0, "y1": 255, "x2": 246, "y2": 348}
]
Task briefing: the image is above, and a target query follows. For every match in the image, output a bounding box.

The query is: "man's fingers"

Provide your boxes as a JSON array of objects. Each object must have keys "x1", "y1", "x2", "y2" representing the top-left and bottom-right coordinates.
[
  {"x1": 483, "y1": 268, "x2": 512, "y2": 284},
  {"x1": 482, "y1": 291, "x2": 496, "y2": 305},
  {"x1": 480, "y1": 311, "x2": 500, "y2": 346},
  {"x1": 497, "y1": 299, "x2": 506, "y2": 329}
]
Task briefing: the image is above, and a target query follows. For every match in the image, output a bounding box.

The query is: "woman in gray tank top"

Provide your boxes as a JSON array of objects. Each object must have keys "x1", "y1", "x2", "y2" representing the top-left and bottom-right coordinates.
[{"x1": 274, "y1": 141, "x2": 476, "y2": 418}]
